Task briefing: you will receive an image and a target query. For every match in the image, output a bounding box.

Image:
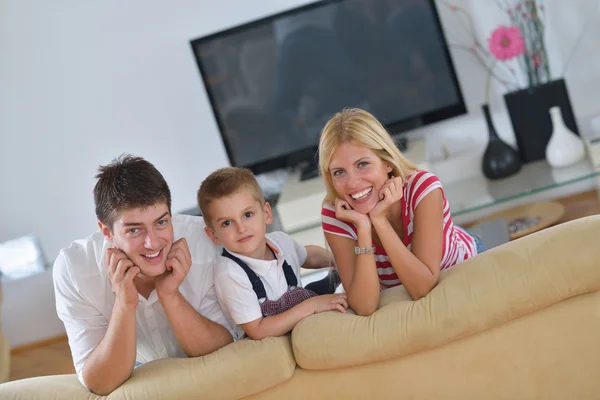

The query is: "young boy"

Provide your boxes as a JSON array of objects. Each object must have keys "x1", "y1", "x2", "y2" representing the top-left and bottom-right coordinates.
[{"x1": 198, "y1": 167, "x2": 348, "y2": 340}]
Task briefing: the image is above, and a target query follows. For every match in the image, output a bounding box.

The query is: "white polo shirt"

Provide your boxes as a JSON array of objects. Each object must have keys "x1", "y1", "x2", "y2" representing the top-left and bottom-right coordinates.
[
  {"x1": 214, "y1": 231, "x2": 307, "y2": 340},
  {"x1": 53, "y1": 214, "x2": 232, "y2": 387}
]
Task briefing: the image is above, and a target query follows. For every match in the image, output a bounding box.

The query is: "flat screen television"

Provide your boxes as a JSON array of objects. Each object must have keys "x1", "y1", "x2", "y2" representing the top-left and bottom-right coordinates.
[{"x1": 191, "y1": 0, "x2": 466, "y2": 177}]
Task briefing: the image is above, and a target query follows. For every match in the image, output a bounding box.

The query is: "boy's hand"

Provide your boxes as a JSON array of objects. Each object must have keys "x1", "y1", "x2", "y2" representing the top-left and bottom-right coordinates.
[
  {"x1": 308, "y1": 294, "x2": 348, "y2": 314},
  {"x1": 106, "y1": 248, "x2": 140, "y2": 310},
  {"x1": 156, "y1": 238, "x2": 192, "y2": 300}
]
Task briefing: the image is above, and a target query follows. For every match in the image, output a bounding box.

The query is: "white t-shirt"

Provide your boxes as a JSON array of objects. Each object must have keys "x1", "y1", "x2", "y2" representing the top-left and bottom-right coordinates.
[
  {"x1": 214, "y1": 231, "x2": 307, "y2": 340},
  {"x1": 53, "y1": 214, "x2": 232, "y2": 387}
]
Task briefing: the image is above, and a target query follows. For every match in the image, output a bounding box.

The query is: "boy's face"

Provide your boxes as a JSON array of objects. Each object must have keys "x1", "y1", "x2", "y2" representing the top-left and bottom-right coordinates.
[
  {"x1": 205, "y1": 189, "x2": 272, "y2": 258},
  {"x1": 99, "y1": 202, "x2": 174, "y2": 278}
]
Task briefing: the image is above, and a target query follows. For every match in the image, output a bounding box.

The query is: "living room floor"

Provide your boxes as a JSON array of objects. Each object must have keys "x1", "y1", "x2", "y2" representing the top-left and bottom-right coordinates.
[
  {"x1": 8, "y1": 190, "x2": 600, "y2": 382},
  {"x1": 10, "y1": 336, "x2": 74, "y2": 381}
]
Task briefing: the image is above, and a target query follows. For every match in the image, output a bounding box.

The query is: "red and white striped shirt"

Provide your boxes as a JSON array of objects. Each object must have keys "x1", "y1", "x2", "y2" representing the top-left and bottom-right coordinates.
[{"x1": 321, "y1": 170, "x2": 477, "y2": 289}]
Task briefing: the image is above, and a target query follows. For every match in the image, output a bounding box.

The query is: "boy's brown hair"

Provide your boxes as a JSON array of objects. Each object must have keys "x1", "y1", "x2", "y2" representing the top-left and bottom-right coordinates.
[
  {"x1": 197, "y1": 167, "x2": 265, "y2": 226},
  {"x1": 94, "y1": 154, "x2": 171, "y2": 231}
]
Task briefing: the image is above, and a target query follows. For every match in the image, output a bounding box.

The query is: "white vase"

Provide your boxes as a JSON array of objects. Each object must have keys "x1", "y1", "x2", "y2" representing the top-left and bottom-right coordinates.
[{"x1": 545, "y1": 106, "x2": 585, "y2": 168}]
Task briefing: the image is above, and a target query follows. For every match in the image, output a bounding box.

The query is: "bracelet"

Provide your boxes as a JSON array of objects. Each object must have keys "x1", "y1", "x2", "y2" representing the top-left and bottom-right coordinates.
[{"x1": 354, "y1": 245, "x2": 375, "y2": 255}]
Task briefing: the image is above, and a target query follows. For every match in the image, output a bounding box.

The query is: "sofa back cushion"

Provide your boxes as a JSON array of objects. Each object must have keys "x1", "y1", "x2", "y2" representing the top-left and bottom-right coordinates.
[
  {"x1": 0, "y1": 335, "x2": 296, "y2": 400},
  {"x1": 113, "y1": 335, "x2": 296, "y2": 399},
  {"x1": 291, "y1": 216, "x2": 600, "y2": 370}
]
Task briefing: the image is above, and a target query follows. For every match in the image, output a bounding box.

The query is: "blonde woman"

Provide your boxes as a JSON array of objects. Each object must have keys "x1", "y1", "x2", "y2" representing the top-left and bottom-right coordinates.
[{"x1": 319, "y1": 108, "x2": 483, "y2": 316}]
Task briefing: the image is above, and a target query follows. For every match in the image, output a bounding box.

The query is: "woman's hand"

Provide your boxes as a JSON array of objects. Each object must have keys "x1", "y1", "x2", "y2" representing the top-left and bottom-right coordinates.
[
  {"x1": 369, "y1": 177, "x2": 403, "y2": 223},
  {"x1": 335, "y1": 197, "x2": 371, "y2": 231}
]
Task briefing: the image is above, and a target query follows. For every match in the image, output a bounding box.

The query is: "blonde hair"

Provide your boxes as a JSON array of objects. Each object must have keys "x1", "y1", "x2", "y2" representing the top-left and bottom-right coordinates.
[
  {"x1": 197, "y1": 167, "x2": 265, "y2": 226},
  {"x1": 318, "y1": 108, "x2": 417, "y2": 204}
]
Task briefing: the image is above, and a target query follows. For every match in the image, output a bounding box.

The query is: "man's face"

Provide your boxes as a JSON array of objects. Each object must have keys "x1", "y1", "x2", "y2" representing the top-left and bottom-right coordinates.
[{"x1": 99, "y1": 203, "x2": 174, "y2": 278}]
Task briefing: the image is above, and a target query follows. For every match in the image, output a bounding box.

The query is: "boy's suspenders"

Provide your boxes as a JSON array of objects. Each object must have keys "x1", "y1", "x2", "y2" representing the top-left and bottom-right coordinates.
[{"x1": 221, "y1": 248, "x2": 298, "y2": 301}]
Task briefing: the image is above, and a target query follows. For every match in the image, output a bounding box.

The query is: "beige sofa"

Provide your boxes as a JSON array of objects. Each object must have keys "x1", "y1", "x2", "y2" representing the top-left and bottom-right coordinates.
[{"x1": 2, "y1": 215, "x2": 600, "y2": 399}]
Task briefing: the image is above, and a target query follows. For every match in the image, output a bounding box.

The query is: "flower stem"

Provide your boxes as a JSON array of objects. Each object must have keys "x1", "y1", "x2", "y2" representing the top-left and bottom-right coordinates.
[
  {"x1": 486, "y1": 60, "x2": 497, "y2": 105},
  {"x1": 530, "y1": 1, "x2": 550, "y2": 82}
]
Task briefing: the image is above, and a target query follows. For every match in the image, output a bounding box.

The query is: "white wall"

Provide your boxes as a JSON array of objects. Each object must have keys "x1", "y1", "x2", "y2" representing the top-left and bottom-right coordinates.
[
  {"x1": 0, "y1": 0, "x2": 317, "y2": 262},
  {"x1": 431, "y1": 0, "x2": 600, "y2": 156},
  {"x1": 1, "y1": 269, "x2": 65, "y2": 347},
  {"x1": 2, "y1": 0, "x2": 599, "y2": 269},
  {"x1": 0, "y1": 0, "x2": 599, "y2": 346},
  {"x1": 0, "y1": 0, "x2": 315, "y2": 347}
]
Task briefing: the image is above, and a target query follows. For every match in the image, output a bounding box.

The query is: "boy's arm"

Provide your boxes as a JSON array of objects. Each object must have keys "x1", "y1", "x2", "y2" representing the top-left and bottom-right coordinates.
[
  {"x1": 215, "y1": 252, "x2": 347, "y2": 341},
  {"x1": 215, "y1": 266, "x2": 264, "y2": 339},
  {"x1": 240, "y1": 294, "x2": 348, "y2": 340},
  {"x1": 302, "y1": 245, "x2": 335, "y2": 269}
]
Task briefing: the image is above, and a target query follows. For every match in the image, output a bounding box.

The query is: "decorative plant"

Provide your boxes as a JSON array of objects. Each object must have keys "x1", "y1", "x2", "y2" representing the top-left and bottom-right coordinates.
[
  {"x1": 441, "y1": 1, "x2": 552, "y2": 97},
  {"x1": 485, "y1": 25, "x2": 525, "y2": 103},
  {"x1": 503, "y1": 1, "x2": 550, "y2": 88},
  {"x1": 438, "y1": 0, "x2": 597, "y2": 102}
]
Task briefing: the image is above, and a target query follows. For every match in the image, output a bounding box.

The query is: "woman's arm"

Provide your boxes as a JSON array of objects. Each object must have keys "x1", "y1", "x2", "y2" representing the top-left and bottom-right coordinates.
[
  {"x1": 325, "y1": 230, "x2": 381, "y2": 316},
  {"x1": 371, "y1": 189, "x2": 444, "y2": 300}
]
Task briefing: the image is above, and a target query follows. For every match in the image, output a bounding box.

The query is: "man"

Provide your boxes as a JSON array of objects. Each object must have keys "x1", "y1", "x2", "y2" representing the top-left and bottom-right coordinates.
[{"x1": 53, "y1": 155, "x2": 235, "y2": 395}]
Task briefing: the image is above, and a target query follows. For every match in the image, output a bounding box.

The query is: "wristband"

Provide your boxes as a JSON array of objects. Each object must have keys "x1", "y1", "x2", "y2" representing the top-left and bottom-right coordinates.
[{"x1": 354, "y1": 245, "x2": 375, "y2": 255}]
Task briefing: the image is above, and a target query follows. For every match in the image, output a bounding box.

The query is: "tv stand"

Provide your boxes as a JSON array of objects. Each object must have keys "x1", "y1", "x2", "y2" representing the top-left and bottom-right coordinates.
[
  {"x1": 396, "y1": 137, "x2": 408, "y2": 152},
  {"x1": 300, "y1": 160, "x2": 320, "y2": 181},
  {"x1": 297, "y1": 137, "x2": 409, "y2": 182}
]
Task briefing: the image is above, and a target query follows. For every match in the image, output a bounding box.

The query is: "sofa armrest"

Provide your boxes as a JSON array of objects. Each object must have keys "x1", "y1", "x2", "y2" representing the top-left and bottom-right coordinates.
[
  {"x1": 0, "y1": 282, "x2": 8, "y2": 384},
  {"x1": 0, "y1": 335, "x2": 296, "y2": 400},
  {"x1": 292, "y1": 216, "x2": 600, "y2": 370},
  {"x1": 0, "y1": 334, "x2": 9, "y2": 384}
]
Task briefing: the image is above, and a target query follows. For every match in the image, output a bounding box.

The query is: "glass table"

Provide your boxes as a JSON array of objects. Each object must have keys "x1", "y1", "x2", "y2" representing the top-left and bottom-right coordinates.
[
  {"x1": 287, "y1": 159, "x2": 600, "y2": 236},
  {"x1": 279, "y1": 157, "x2": 600, "y2": 247},
  {"x1": 274, "y1": 157, "x2": 600, "y2": 279},
  {"x1": 444, "y1": 158, "x2": 600, "y2": 222}
]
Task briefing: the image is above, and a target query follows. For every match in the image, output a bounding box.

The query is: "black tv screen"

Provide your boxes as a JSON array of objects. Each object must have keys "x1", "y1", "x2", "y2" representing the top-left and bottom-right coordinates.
[{"x1": 191, "y1": 0, "x2": 465, "y2": 174}]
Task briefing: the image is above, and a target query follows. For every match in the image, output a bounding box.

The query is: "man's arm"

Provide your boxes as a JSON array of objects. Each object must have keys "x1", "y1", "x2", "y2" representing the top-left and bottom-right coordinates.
[
  {"x1": 81, "y1": 301, "x2": 137, "y2": 395},
  {"x1": 159, "y1": 292, "x2": 233, "y2": 356},
  {"x1": 82, "y1": 249, "x2": 141, "y2": 395},
  {"x1": 54, "y1": 248, "x2": 140, "y2": 395},
  {"x1": 156, "y1": 238, "x2": 232, "y2": 357}
]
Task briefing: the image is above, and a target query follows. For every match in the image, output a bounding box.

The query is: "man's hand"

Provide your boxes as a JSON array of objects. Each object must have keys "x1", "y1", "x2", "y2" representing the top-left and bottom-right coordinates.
[
  {"x1": 369, "y1": 177, "x2": 403, "y2": 223},
  {"x1": 335, "y1": 197, "x2": 371, "y2": 231},
  {"x1": 156, "y1": 238, "x2": 192, "y2": 300},
  {"x1": 106, "y1": 248, "x2": 140, "y2": 310},
  {"x1": 307, "y1": 293, "x2": 348, "y2": 314}
]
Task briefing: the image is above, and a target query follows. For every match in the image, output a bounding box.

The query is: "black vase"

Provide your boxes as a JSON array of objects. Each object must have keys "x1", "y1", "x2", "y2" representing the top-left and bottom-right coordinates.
[
  {"x1": 504, "y1": 78, "x2": 579, "y2": 163},
  {"x1": 481, "y1": 104, "x2": 522, "y2": 180}
]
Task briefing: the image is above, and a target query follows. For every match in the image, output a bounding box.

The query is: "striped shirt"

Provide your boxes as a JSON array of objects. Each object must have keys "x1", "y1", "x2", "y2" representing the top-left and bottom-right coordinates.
[{"x1": 321, "y1": 170, "x2": 477, "y2": 289}]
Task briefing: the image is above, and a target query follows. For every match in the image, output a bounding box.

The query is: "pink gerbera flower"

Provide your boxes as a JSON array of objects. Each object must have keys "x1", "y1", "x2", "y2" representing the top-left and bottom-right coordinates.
[{"x1": 488, "y1": 26, "x2": 525, "y2": 61}]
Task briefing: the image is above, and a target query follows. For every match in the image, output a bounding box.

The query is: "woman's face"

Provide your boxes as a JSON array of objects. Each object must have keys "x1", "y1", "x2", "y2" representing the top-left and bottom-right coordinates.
[{"x1": 328, "y1": 141, "x2": 393, "y2": 214}]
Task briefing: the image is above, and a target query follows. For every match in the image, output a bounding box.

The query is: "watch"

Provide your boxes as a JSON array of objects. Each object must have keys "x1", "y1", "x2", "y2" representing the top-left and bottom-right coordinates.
[{"x1": 354, "y1": 245, "x2": 375, "y2": 255}]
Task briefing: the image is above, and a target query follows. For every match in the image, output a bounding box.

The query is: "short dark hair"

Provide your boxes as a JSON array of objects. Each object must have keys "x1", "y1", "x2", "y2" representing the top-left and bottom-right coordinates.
[
  {"x1": 94, "y1": 154, "x2": 171, "y2": 230},
  {"x1": 197, "y1": 167, "x2": 264, "y2": 226}
]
